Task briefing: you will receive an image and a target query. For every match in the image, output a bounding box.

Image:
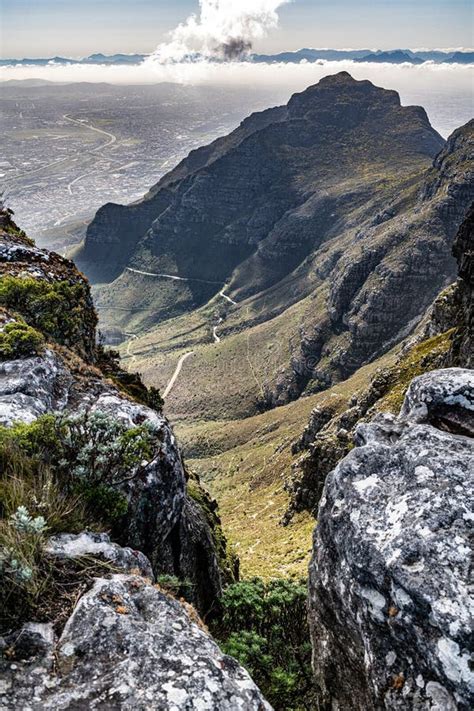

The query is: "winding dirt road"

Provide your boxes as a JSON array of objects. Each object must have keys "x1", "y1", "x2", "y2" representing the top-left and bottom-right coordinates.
[
  {"x1": 163, "y1": 351, "x2": 195, "y2": 398},
  {"x1": 125, "y1": 266, "x2": 239, "y2": 394}
]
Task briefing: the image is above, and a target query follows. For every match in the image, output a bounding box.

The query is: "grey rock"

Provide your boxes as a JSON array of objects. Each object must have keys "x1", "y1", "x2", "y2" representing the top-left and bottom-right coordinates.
[
  {"x1": 309, "y1": 368, "x2": 474, "y2": 710},
  {"x1": 0, "y1": 623, "x2": 54, "y2": 662},
  {"x1": 0, "y1": 345, "x2": 224, "y2": 614},
  {"x1": 45, "y1": 533, "x2": 154, "y2": 579},
  {"x1": 401, "y1": 367, "x2": 474, "y2": 436},
  {"x1": 0, "y1": 350, "x2": 72, "y2": 426},
  {"x1": 1, "y1": 575, "x2": 272, "y2": 710}
]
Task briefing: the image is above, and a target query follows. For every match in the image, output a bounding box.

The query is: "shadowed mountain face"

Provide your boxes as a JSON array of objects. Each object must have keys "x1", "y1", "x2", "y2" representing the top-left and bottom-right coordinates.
[
  {"x1": 79, "y1": 72, "x2": 442, "y2": 285},
  {"x1": 78, "y1": 73, "x2": 473, "y2": 417}
]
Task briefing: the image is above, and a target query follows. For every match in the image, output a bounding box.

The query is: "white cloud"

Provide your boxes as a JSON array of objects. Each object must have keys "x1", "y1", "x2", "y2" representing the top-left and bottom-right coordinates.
[{"x1": 150, "y1": 0, "x2": 290, "y2": 62}]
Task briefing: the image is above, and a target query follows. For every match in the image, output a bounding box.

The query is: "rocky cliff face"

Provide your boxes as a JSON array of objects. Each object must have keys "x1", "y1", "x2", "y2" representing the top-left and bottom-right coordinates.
[
  {"x1": 79, "y1": 74, "x2": 472, "y2": 420},
  {"x1": 0, "y1": 211, "x2": 234, "y2": 616},
  {"x1": 1, "y1": 572, "x2": 271, "y2": 710},
  {"x1": 450, "y1": 203, "x2": 473, "y2": 366},
  {"x1": 308, "y1": 368, "x2": 474, "y2": 710},
  {"x1": 287, "y1": 201, "x2": 473, "y2": 521}
]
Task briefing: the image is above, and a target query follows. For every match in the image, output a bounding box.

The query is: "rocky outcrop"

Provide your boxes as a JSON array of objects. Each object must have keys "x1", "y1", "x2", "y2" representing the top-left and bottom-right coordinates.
[
  {"x1": 1, "y1": 572, "x2": 271, "y2": 710},
  {"x1": 0, "y1": 216, "x2": 234, "y2": 615},
  {"x1": 308, "y1": 368, "x2": 474, "y2": 710},
  {"x1": 450, "y1": 202, "x2": 473, "y2": 366}
]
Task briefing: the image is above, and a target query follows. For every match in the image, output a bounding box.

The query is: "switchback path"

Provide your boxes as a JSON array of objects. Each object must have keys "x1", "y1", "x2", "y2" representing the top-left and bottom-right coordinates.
[
  {"x1": 163, "y1": 351, "x2": 195, "y2": 398},
  {"x1": 126, "y1": 267, "x2": 222, "y2": 286},
  {"x1": 125, "y1": 267, "x2": 239, "y2": 392},
  {"x1": 126, "y1": 266, "x2": 237, "y2": 309}
]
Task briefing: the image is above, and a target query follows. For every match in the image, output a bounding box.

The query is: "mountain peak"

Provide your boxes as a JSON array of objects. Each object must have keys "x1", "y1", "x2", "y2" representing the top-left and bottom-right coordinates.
[{"x1": 287, "y1": 72, "x2": 402, "y2": 121}]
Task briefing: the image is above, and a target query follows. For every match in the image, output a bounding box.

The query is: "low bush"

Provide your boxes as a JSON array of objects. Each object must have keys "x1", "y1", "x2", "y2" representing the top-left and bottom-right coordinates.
[
  {"x1": 213, "y1": 577, "x2": 316, "y2": 710},
  {"x1": 156, "y1": 574, "x2": 195, "y2": 599},
  {"x1": 0, "y1": 275, "x2": 95, "y2": 353},
  {"x1": 0, "y1": 320, "x2": 45, "y2": 359}
]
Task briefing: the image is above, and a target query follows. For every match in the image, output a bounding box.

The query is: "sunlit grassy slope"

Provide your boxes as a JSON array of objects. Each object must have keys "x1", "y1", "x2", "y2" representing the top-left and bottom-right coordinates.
[{"x1": 174, "y1": 354, "x2": 396, "y2": 578}]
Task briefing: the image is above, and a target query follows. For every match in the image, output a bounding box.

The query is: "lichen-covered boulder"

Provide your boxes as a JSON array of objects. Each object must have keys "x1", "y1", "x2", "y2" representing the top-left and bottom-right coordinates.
[
  {"x1": 401, "y1": 367, "x2": 474, "y2": 436},
  {"x1": 45, "y1": 532, "x2": 154, "y2": 579},
  {"x1": 0, "y1": 350, "x2": 71, "y2": 426},
  {"x1": 308, "y1": 368, "x2": 474, "y2": 710},
  {"x1": 0, "y1": 575, "x2": 272, "y2": 710}
]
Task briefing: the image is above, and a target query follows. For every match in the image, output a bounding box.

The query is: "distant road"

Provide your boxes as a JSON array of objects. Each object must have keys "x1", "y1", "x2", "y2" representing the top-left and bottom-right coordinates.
[
  {"x1": 125, "y1": 266, "x2": 238, "y2": 347},
  {"x1": 67, "y1": 169, "x2": 97, "y2": 195},
  {"x1": 63, "y1": 114, "x2": 117, "y2": 151},
  {"x1": 126, "y1": 267, "x2": 222, "y2": 286},
  {"x1": 163, "y1": 351, "x2": 195, "y2": 398}
]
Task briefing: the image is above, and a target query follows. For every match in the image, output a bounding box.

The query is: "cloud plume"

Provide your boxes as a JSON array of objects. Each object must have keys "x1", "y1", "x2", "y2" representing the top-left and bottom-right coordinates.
[{"x1": 150, "y1": 0, "x2": 289, "y2": 62}]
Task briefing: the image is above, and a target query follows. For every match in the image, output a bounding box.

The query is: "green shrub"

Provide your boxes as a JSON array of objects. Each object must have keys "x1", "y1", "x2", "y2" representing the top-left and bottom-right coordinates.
[
  {"x1": 0, "y1": 275, "x2": 95, "y2": 352},
  {"x1": 0, "y1": 411, "x2": 159, "y2": 530},
  {"x1": 74, "y1": 481, "x2": 128, "y2": 524},
  {"x1": 214, "y1": 578, "x2": 316, "y2": 711},
  {"x1": 0, "y1": 320, "x2": 45, "y2": 359},
  {"x1": 53, "y1": 410, "x2": 158, "y2": 489},
  {"x1": 0, "y1": 416, "x2": 59, "y2": 460},
  {"x1": 156, "y1": 574, "x2": 195, "y2": 598}
]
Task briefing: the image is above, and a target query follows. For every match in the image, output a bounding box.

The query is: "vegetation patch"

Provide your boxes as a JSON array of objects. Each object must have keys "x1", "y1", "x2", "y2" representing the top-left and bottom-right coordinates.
[
  {"x1": 0, "y1": 319, "x2": 45, "y2": 359},
  {"x1": 0, "y1": 275, "x2": 96, "y2": 357},
  {"x1": 213, "y1": 578, "x2": 316, "y2": 711},
  {"x1": 0, "y1": 411, "x2": 161, "y2": 631}
]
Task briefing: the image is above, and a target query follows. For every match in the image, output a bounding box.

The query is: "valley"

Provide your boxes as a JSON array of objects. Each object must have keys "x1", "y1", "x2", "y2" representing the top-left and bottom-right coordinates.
[
  {"x1": 1, "y1": 47, "x2": 472, "y2": 709},
  {"x1": 76, "y1": 72, "x2": 473, "y2": 579}
]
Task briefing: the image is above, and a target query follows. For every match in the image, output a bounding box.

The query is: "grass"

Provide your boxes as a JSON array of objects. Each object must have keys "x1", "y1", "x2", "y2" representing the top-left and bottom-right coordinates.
[{"x1": 176, "y1": 353, "x2": 394, "y2": 578}]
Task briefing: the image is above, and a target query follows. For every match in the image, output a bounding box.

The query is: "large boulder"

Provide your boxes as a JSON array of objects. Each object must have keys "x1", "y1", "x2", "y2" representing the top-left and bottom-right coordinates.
[
  {"x1": 308, "y1": 368, "x2": 474, "y2": 710},
  {"x1": 0, "y1": 574, "x2": 272, "y2": 710}
]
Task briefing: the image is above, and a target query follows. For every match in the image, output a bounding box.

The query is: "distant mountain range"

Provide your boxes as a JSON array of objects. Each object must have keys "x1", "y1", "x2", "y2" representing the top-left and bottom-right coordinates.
[
  {"x1": 0, "y1": 53, "x2": 147, "y2": 67},
  {"x1": 1, "y1": 49, "x2": 473, "y2": 67}
]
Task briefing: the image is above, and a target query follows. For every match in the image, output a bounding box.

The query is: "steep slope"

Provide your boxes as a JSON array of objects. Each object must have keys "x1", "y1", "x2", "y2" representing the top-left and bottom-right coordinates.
[{"x1": 84, "y1": 80, "x2": 473, "y2": 424}]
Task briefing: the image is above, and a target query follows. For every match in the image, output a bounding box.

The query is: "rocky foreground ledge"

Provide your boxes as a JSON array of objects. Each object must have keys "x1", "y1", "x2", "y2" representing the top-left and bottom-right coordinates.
[
  {"x1": 0, "y1": 212, "x2": 269, "y2": 709},
  {"x1": 309, "y1": 368, "x2": 474, "y2": 710},
  {"x1": 1, "y1": 565, "x2": 271, "y2": 710}
]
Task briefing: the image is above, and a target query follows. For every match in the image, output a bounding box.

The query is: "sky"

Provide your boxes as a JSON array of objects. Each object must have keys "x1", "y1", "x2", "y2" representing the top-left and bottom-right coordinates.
[{"x1": 1, "y1": 0, "x2": 473, "y2": 59}]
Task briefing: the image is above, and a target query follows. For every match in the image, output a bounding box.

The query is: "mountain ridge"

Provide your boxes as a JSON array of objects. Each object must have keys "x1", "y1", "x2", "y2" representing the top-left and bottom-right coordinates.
[{"x1": 76, "y1": 73, "x2": 472, "y2": 423}]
